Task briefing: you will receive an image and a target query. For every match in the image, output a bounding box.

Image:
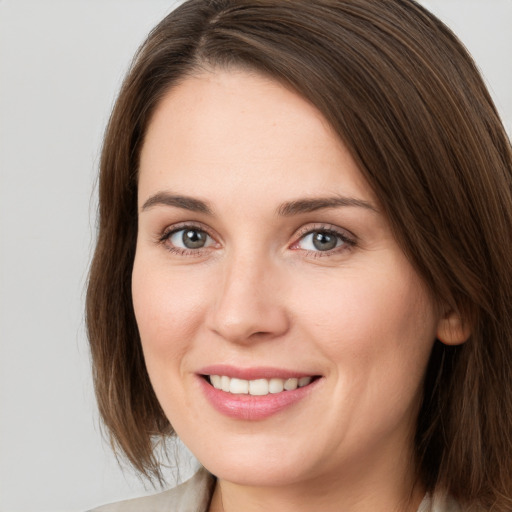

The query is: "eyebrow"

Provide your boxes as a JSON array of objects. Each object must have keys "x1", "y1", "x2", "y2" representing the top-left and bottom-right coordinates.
[
  {"x1": 277, "y1": 196, "x2": 378, "y2": 216},
  {"x1": 140, "y1": 191, "x2": 377, "y2": 216},
  {"x1": 141, "y1": 192, "x2": 213, "y2": 215}
]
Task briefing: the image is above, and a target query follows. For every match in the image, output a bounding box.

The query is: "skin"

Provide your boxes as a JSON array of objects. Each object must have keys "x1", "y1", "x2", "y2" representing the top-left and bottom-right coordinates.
[{"x1": 132, "y1": 68, "x2": 463, "y2": 512}]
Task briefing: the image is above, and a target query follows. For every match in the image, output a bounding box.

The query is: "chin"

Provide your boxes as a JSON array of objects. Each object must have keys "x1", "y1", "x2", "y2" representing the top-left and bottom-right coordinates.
[{"x1": 203, "y1": 455, "x2": 311, "y2": 487}]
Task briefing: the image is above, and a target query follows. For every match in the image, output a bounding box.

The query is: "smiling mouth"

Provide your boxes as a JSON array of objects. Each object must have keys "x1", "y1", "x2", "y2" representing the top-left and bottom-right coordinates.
[{"x1": 204, "y1": 375, "x2": 320, "y2": 396}]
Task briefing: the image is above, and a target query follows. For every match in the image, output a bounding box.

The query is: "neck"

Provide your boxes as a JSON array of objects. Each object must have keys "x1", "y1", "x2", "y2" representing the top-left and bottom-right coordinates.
[{"x1": 208, "y1": 451, "x2": 424, "y2": 512}]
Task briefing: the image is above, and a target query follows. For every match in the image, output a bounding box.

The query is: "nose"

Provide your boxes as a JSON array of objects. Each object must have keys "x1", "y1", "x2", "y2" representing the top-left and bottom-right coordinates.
[{"x1": 206, "y1": 251, "x2": 290, "y2": 344}]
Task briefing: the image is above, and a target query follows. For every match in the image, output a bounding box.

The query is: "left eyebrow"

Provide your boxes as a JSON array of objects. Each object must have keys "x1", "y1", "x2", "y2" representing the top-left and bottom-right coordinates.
[
  {"x1": 277, "y1": 196, "x2": 378, "y2": 216},
  {"x1": 141, "y1": 192, "x2": 213, "y2": 215}
]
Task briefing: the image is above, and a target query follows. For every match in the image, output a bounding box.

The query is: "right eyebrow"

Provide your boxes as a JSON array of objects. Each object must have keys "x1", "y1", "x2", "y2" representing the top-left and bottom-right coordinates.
[
  {"x1": 277, "y1": 195, "x2": 378, "y2": 216},
  {"x1": 141, "y1": 192, "x2": 213, "y2": 215}
]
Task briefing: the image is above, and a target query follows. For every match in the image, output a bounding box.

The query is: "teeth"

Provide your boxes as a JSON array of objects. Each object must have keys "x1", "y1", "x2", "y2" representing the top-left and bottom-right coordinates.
[
  {"x1": 209, "y1": 375, "x2": 313, "y2": 395},
  {"x1": 249, "y1": 379, "x2": 268, "y2": 395},
  {"x1": 210, "y1": 375, "x2": 222, "y2": 389},
  {"x1": 269, "y1": 378, "x2": 284, "y2": 394},
  {"x1": 221, "y1": 375, "x2": 230, "y2": 392},
  {"x1": 230, "y1": 378, "x2": 249, "y2": 394},
  {"x1": 284, "y1": 378, "x2": 298, "y2": 391},
  {"x1": 298, "y1": 376, "x2": 312, "y2": 387}
]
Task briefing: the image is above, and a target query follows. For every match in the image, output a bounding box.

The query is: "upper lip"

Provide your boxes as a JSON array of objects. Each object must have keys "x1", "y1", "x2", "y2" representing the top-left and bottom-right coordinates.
[{"x1": 198, "y1": 364, "x2": 319, "y2": 381}]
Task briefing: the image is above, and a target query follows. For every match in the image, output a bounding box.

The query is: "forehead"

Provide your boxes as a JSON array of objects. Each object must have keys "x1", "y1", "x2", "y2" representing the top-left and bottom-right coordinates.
[{"x1": 138, "y1": 69, "x2": 374, "y2": 208}]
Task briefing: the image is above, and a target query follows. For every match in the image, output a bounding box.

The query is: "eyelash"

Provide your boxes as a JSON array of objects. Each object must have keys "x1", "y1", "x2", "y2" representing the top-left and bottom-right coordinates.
[
  {"x1": 157, "y1": 222, "x2": 356, "y2": 258},
  {"x1": 291, "y1": 224, "x2": 356, "y2": 258},
  {"x1": 158, "y1": 222, "x2": 216, "y2": 257}
]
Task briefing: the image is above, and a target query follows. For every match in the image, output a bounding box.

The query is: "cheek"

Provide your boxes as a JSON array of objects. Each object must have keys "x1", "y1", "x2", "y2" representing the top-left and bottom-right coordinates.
[
  {"x1": 295, "y1": 262, "x2": 437, "y2": 443},
  {"x1": 293, "y1": 258, "x2": 438, "y2": 378},
  {"x1": 131, "y1": 257, "x2": 207, "y2": 366}
]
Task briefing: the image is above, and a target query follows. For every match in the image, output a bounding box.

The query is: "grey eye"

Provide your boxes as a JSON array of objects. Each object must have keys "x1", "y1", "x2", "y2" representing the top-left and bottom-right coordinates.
[
  {"x1": 298, "y1": 230, "x2": 343, "y2": 252},
  {"x1": 312, "y1": 232, "x2": 338, "y2": 251},
  {"x1": 169, "y1": 228, "x2": 212, "y2": 249}
]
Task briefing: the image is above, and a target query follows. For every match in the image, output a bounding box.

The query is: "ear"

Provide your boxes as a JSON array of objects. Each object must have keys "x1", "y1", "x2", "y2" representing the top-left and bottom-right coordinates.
[{"x1": 436, "y1": 309, "x2": 471, "y2": 346}]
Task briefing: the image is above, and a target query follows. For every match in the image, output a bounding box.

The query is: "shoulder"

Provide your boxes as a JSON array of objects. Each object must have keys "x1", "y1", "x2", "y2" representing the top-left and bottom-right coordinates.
[{"x1": 88, "y1": 468, "x2": 215, "y2": 512}]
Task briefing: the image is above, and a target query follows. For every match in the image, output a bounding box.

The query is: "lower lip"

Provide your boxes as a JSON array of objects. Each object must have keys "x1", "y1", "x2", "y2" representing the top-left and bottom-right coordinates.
[{"x1": 198, "y1": 376, "x2": 320, "y2": 420}]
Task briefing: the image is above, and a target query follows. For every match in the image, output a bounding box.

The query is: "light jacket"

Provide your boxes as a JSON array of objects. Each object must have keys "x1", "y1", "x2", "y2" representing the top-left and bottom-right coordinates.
[{"x1": 89, "y1": 468, "x2": 461, "y2": 512}]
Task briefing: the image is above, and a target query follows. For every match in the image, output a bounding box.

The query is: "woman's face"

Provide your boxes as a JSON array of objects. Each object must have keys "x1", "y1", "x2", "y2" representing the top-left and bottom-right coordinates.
[{"x1": 133, "y1": 69, "x2": 441, "y2": 489}]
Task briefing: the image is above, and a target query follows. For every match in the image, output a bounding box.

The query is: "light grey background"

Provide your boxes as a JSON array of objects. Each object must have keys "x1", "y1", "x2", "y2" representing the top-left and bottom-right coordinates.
[{"x1": 0, "y1": 1, "x2": 510, "y2": 511}]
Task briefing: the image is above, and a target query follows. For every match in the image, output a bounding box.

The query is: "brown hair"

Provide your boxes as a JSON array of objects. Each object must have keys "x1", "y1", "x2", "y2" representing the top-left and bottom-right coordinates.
[{"x1": 86, "y1": 0, "x2": 512, "y2": 508}]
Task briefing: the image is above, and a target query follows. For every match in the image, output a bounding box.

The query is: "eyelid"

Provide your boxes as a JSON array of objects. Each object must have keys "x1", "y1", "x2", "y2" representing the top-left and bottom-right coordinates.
[
  {"x1": 158, "y1": 221, "x2": 214, "y2": 241},
  {"x1": 290, "y1": 223, "x2": 357, "y2": 254},
  {"x1": 157, "y1": 221, "x2": 220, "y2": 255},
  {"x1": 154, "y1": 221, "x2": 356, "y2": 257}
]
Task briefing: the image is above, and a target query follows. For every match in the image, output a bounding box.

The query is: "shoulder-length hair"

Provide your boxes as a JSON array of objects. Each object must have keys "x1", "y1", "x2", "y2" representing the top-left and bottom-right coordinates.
[{"x1": 86, "y1": 0, "x2": 512, "y2": 509}]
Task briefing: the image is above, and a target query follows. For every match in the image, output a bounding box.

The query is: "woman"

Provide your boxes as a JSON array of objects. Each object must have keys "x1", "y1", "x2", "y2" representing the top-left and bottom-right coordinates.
[{"x1": 87, "y1": 0, "x2": 512, "y2": 510}]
